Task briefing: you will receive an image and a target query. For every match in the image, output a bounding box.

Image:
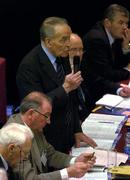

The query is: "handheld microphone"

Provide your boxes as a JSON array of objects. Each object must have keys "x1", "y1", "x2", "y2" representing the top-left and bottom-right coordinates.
[{"x1": 73, "y1": 56, "x2": 80, "y2": 73}]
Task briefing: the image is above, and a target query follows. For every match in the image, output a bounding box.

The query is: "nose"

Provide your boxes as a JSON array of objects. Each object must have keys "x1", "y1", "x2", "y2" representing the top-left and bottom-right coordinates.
[
  {"x1": 47, "y1": 118, "x2": 51, "y2": 124},
  {"x1": 65, "y1": 39, "x2": 70, "y2": 48},
  {"x1": 122, "y1": 23, "x2": 128, "y2": 29},
  {"x1": 76, "y1": 51, "x2": 82, "y2": 56}
]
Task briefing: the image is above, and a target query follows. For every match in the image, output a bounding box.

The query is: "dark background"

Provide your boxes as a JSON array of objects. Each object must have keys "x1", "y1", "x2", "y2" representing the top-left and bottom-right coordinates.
[{"x1": 0, "y1": 0, "x2": 130, "y2": 106}]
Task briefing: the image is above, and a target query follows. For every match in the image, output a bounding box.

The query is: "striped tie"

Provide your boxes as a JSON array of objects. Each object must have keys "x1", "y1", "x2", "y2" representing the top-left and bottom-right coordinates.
[
  {"x1": 56, "y1": 57, "x2": 65, "y2": 83},
  {"x1": 77, "y1": 87, "x2": 86, "y2": 109},
  {"x1": 56, "y1": 57, "x2": 72, "y2": 126}
]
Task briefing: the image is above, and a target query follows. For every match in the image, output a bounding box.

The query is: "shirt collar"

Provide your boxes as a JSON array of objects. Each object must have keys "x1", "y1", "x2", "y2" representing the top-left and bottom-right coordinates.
[
  {"x1": 41, "y1": 41, "x2": 56, "y2": 64},
  {"x1": 0, "y1": 154, "x2": 8, "y2": 171},
  {"x1": 105, "y1": 28, "x2": 114, "y2": 46}
]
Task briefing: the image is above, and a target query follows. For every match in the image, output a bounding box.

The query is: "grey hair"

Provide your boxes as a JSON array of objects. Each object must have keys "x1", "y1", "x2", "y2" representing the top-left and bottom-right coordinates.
[
  {"x1": 0, "y1": 123, "x2": 34, "y2": 146},
  {"x1": 40, "y1": 16, "x2": 68, "y2": 40},
  {"x1": 20, "y1": 91, "x2": 52, "y2": 114},
  {"x1": 103, "y1": 4, "x2": 130, "y2": 21}
]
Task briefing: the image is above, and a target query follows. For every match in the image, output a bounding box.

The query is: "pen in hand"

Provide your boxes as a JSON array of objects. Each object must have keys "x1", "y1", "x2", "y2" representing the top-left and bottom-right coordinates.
[{"x1": 89, "y1": 152, "x2": 95, "y2": 160}]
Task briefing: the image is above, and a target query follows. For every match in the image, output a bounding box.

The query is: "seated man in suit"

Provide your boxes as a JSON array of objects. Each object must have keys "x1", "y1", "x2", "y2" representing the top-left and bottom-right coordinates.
[
  {"x1": 7, "y1": 91, "x2": 96, "y2": 180},
  {"x1": 69, "y1": 33, "x2": 95, "y2": 121},
  {"x1": 81, "y1": 4, "x2": 130, "y2": 103},
  {"x1": 0, "y1": 123, "x2": 33, "y2": 180}
]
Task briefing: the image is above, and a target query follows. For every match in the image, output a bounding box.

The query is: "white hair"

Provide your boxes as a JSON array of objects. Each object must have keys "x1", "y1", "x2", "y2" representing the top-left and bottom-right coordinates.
[{"x1": 0, "y1": 123, "x2": 34, "y2": 146}]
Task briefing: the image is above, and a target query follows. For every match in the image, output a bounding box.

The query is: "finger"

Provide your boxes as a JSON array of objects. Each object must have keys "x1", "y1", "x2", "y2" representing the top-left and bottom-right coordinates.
[
  {"x1": 84, "y1": 138, "x2": 97, "y2": 147},
  {"x1": 120, "y1": 83, "x2": 128, "y2": 88},
  {"x1": 75, "y1": 140, "x2": 80, "y2": 148}
]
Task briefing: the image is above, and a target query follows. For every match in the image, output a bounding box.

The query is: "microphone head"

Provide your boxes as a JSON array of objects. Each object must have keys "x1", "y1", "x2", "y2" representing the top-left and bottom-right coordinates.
[{"x1": 73, "y1": 56, "x2": 80, "y2": 73}]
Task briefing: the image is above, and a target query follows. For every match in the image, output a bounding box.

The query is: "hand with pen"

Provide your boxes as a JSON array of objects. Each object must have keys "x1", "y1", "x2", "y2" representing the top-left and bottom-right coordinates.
[
  {"x1": 75, "y1": 152, "x2": 96, "y2": 165},
  {"x1": 119, "y1": 83, "x2": 130, "y2": 97},
  {"x1": 67, "y1": 152, "x2": 96, "y2": 178}
]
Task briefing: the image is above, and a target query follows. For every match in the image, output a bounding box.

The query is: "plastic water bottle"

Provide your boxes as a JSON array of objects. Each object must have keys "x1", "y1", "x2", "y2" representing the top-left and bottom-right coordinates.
[{"x1": 124, "y1": 132, "x2": 130, "y2": 160}]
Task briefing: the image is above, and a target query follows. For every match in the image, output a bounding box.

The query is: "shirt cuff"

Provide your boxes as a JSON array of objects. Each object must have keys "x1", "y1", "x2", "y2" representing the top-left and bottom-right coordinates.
[
  {"x1": 70, "y1": 157, "x2": 76, "y2": 165},
  {"x1": 60, "y1": 168, "x2": 69, "y2": 180},
  {"x1": 122, "y1": 48, "x2": 130, "y2": 54},
  {"x1": 116, "y1": 87, "x2": 123, "y2": 95}
]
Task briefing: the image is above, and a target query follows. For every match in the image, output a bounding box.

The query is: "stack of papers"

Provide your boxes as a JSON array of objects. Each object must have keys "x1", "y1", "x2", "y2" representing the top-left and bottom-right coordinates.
[
  {"x1": 96, "y1": 94, "x2": 124, "y2": 108},
  {"x1": 117, "y1": 97, "x2": 130, "y2": 109},
  {"x1": 96, "y1": 93, "x2": 130, "y2": 109},
  {"x1": 82, "y1": 113, "x2": 126, "y2": 149},
  {"x1": 69, "y1": 171, "x2": 108, "y2": 180}
]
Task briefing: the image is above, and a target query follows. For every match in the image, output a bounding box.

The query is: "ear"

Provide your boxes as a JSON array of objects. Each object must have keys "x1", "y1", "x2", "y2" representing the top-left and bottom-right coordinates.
[
  {"x1": 104, "y1": 18, "x2": 111, "y2": 28},
  {"x1": 8, "y1": 144, "x2": 16, "y2": 153},
  {"x1": 44, "y1": 37, "x2": 53, "y2": 48},
  {"x1": 26, "y1": 109, "x2": 34, "y2": 119}
]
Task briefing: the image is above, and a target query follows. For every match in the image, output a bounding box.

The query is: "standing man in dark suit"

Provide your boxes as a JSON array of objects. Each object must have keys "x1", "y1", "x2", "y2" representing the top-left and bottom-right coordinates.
[
  {"x1": 81, "y1": 4, "x2": 130, "y2": 103},
  {"x1": 0, "y1": 123, "x2": 33, "y2": 180},
  {"x1": 16, "y1": 17, "x2": 97, "y2": 153}
]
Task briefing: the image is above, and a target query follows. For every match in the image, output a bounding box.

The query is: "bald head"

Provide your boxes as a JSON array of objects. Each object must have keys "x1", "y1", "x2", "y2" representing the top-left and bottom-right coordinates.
[
  {"x1": 20, "y1": 91, "x2": 52, "y2": 131},
  {"x1": 20, "y1": 91, "x2": 52, "y2": 114},
  {"x1": 69, "y1": 33, "x2": 83, "y2": 60},
  {"x1": 70, "y1": 33, "x2": 83, "y2": 44}
]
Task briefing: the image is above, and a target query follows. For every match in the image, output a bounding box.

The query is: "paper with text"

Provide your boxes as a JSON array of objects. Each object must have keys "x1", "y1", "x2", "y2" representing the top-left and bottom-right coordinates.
[
  {"x1": 69, "y1": 171, "x2": 108, "y2": 180},
  {"x1": 71, "y1": 147, "x2": 128, "y2": 167}
]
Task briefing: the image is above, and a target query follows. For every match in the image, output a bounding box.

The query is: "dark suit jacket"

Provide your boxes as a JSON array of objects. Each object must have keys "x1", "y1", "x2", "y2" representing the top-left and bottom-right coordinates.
[
  {"x1": 7, "y1": 114, "x2": 72, "y2": 180},
  {"x1": 78, "y1": 82, "x2": 95, "y2": 121},
  {"x1": 81, "y1": 21, "x2": 130, "y2": 102},
  {"x1": 16, "y1": 44, "x2": 82, "y2": 153}
]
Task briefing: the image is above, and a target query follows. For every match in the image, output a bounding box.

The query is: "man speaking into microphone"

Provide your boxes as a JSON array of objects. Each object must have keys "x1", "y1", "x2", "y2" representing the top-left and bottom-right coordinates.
[{"x1": 16, "y1": 17, "x2": 97, "y2": 154}]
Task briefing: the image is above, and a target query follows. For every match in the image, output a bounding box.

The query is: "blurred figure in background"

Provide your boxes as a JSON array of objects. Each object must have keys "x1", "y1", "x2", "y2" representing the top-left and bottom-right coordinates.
[
  {"x1": 69, "y1": 33, "x2": 95, "y2": 121},
  {"x1": 81, "y1": 4, "x2": 130, "y2": 104}
]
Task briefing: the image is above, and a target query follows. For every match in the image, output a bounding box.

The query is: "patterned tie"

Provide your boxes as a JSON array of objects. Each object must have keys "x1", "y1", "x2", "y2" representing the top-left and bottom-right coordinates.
[
  {"x1": 7, "y1": 165, "x2": 16, "y2": 180},
  {"x1": 55, "y1": 57, "x2": 72, "y2": 127},
  {"x1": 77, "y1": 87, "x2": 86, "y2": 110},
  {"x1": 111, "y1": 41, "x2": 115, "y2": 62},
  {"x1": 55, "y1": 57, "x2": 65, "y2": 83}
]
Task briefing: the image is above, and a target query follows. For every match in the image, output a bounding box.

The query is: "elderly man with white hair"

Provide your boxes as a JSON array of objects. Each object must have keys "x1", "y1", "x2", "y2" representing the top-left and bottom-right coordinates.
[{"x1": 0, "y1": 123, "x2": 33, "y2": 180}]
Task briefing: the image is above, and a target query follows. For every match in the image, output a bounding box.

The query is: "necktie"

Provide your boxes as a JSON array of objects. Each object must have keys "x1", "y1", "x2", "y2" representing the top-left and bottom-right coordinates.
[
  {"x1": 55, "y1": 57, "x2": 65, "y2": 83},
  {"x1": 56, "y1": 57, "x2": 72, "y2": 126},
  {"x1": 77, "y1": 87, "x2": 86, "y2": 110},
  {"x1": 7, "y1": 165, "x2": 16, "y2": 180},
  {"x1": 111, "y1": 41, "x2": 115, "y2": 62}
]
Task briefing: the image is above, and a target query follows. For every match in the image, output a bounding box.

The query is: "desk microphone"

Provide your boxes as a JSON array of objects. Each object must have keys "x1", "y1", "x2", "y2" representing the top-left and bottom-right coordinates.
[{"x1": 73, "y1": 56, "x2": 80, "y2": 73}]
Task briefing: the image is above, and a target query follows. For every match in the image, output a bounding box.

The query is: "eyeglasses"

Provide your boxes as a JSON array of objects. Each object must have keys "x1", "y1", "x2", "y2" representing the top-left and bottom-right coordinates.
[{"x1": 33, "y1": 109, "x2": 50, "y2": 120}]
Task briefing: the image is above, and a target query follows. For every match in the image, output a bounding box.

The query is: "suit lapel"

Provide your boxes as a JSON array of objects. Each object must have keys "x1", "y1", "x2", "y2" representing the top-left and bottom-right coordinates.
[
  {"x1": 0, "y1": 157, "x2": 5, "y2": 169},
  {"x1": 31, "y1": 138, "x2": 43, "y2": 172},
  {"x1": 100, "y1": 23, "x2": 115, "y2": 65}
]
